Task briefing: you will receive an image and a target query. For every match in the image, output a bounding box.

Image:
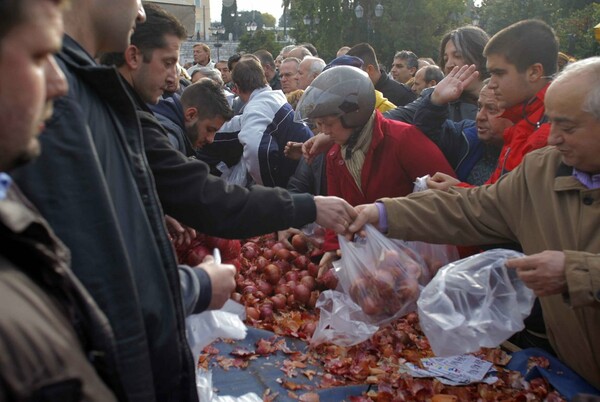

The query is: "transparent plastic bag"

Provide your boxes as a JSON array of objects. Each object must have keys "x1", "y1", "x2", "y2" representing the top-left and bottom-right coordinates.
[
  {"x1": 407, "y1": 241, "x2": 460, "y2": 284},
  {"x1": 409, "y1": 175, "x2": 461, "y2": 284},
  {"x1": 300, "y1": 222, "x2": 326, "y2": 249},
  {"x1": 310, "y1": 289, "x2": 379, "y2": 347},
  {"x1": 336, "y1": 224, "x2": 426, "y2": 325},
  {"x1": 217, "y1": 159, "x2": 248, "y2": 187},
  {"x1": 417, "y1": 249, "x2": 535, "y2": 356}
]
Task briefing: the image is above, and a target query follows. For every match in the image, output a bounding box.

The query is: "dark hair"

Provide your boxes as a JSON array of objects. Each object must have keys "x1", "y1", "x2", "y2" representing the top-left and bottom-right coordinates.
[
  {"x1": 484, "y1": 19, "x2": 558, "y2": 76},
  {"x1": 0, "y1": 0, "x2": 66, "y2": 40},
  {"x1": 231, "y1": 57, "x2": 267, "y2": 93},
  {"x1": 299, "y1": 42, "x2": 318, "y2": 57},
  {"x1": 227, "y1": 52, "x2": 242, "y2": 72},
  {"x1": 439, "y1": 25, "x2": 489, "y2": 78},
  {"x1": 180, "y1": 78, "x2": 233, "y2": 121},
  {"x1": 394, "y1": 50, "x2": 419, "y2": 70},
  {"x1": 254, "y1": 49, "x2": 276, "y2": 69},
  {"x1": 423, "y1": 65, "x2": 444, "y2": 83},
  {"x1": 101, "y1": 3, "x2": 186, "y2": 67},
  {"x1": 346, "y1": 43, "x2": 378, "y2": 69}
]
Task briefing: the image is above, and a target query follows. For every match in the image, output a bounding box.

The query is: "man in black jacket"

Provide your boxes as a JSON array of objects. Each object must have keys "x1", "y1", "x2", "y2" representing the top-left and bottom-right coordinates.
[
  {"x1": 0, "y1": 0, "x2": 119, "y2": 400},
  {"x1": 104, "y1": 4, "x2": 357, "y2": 240},
  {"x1": 347, "y1": 43, "x2": 416, "y2": 107}
]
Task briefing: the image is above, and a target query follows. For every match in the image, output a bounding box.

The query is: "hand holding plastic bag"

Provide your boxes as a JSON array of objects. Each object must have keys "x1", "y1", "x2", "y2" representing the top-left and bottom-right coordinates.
[
  {"x1": 336, "y1": 224, "x2": 426, "y2": 325},
  {"x1": 417, "y1": 249, "x2": 535, "y2": 356}
]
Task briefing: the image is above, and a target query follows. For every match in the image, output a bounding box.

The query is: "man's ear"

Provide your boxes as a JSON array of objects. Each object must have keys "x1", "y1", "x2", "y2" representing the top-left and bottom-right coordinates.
[
  {"x1": 365, "y1": 64, "x2": 377, "y2": 75},
  {"x1": 124, "y1": 45, "x2": 142, "y2": 70},
  {"x1": 409, "y1": 67, "x2": 417, "y2": 76},
  {"x1": 527, "y1": 63, "x2": 544, "y2": 83},
  {"x1": 184, "y1": 107, "x2": 198, "y2": 123}
]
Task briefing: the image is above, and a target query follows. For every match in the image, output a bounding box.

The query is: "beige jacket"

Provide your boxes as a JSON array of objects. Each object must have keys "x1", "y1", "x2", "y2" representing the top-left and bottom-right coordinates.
[{"x1": 381, "y1": 146, "x2": 600, "y2": 389}]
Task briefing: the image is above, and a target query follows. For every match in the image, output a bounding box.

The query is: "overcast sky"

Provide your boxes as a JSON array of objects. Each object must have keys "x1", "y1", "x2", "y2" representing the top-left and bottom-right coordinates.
[{"x1": 209, "y1": 0, "x2": 284, "y2": 22}]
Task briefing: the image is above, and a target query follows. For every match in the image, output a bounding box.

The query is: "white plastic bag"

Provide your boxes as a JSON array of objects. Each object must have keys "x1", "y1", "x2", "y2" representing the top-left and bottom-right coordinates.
[
  {"x1": 196, "y1": 369, "x2": 262, "y2": 402},
  {"x1": 336, "y1": 225, "x2": 426, "y2": 325},
  {"x1": 417, "y1": 249, "x2": 535, "y2": 356},
  {"x1": 413, "y1": 174, "x2": 430, "y2": 192},
  {"x1": 186, "y1": 300, "x2": 247, "y2": 363}
]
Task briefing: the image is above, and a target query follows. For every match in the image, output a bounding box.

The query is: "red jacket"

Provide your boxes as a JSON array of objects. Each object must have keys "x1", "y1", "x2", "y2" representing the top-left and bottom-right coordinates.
[
  {"x1": 485, "y1": 84, "x2": 550, "y2": 185},
  {"x1": 324, "y1": 111, "x2": 456, "y2": 251}
]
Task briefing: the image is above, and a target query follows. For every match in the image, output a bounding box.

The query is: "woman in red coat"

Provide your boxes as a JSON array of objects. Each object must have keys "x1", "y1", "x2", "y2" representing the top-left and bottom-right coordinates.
[{"x1": 295, "y1": 66, "x2": 456, "y2": 270}]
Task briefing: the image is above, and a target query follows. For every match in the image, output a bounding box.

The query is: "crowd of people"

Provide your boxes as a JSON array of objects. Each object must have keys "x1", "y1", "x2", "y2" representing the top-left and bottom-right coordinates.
[{"x1": 0, "y1": 0, "x2": 598, "y2": 400}]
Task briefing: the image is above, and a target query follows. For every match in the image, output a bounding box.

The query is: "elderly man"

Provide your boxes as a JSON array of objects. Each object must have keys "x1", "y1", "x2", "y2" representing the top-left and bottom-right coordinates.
[
  {"x1": 350, "y1": 56, "x2": 600, "y2": 391},
  {"x1": 411, "y1": 65, "x2": 444, "y2": 96},
  {"x1": 297, "y1": 56, "x2": 326, "y2": 90}
]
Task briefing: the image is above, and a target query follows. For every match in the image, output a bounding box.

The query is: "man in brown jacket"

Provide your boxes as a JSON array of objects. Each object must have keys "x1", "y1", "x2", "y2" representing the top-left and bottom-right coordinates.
[
  {"x1": 350, "y1": 56, "x2": 600, "y2": 390},
  {"x1": 0, "y1": 0, "x2": 119, "y2": 400}
]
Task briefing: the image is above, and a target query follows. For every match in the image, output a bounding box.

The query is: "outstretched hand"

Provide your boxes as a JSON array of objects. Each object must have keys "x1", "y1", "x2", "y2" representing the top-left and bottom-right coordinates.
[
  {"x1": 430, "y1": 64, "x2": 479, "y2": 106},
  {"x1": 314, "y1": 195, "x2": 357, "y2": 235}
]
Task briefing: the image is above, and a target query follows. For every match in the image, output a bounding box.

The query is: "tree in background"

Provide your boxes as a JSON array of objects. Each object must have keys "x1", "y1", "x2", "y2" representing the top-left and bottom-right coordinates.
[
  {"x1": 288, "y1": 0, "x2": 465, "y2": 66},
  {"x1": 222, "y1": 0, "x2": 597, "y2": 63},
  {"x1": 553, "y1": 2, "x2": 600, "y2": 59},
  {"x1": 237, "y1": 29, "x2": 279, "y2": 54},
  {"x1": 479, "y1": 0, "x2": 599, "y2": 59}
]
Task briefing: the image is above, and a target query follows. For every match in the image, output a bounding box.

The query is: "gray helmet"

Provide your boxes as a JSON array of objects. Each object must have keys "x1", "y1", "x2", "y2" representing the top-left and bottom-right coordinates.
[{"x1": 294, "y1": 65, "x2": 375, "y2": 128}]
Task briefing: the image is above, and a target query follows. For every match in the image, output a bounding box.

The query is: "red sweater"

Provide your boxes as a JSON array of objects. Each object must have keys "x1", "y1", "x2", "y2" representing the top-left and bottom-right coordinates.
[{"x1": 323, "y1": 111, "x2": 456, "y2": 251}]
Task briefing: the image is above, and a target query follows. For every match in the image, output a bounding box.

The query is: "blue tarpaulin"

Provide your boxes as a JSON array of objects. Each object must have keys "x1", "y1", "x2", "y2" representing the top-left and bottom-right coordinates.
[
  {"x1": 506, "y1": 348, "x2": 600, "y2": 401},
  {"x1": 209, "y1": 327, "x2": 370, "y2": 401}
]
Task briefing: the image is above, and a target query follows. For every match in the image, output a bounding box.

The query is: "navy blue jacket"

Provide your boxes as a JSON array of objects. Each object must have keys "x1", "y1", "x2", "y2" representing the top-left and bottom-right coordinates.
[{"x1": 413, "y1": 91, "x2": 500, "y2": 184}]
